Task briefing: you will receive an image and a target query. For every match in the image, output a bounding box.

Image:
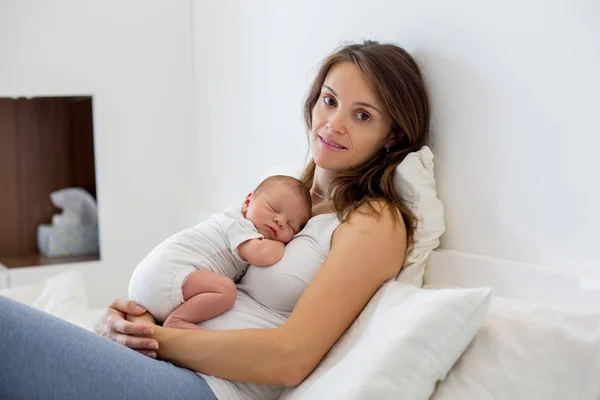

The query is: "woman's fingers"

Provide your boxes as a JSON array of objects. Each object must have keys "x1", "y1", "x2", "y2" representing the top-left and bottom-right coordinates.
[
  {"x1": 92, "y1": 320, "x2": 106, "y2": 336},
  {"x1": 107, "y1": 314, "x2": 158, "y2": 350},
  {"x1": 109, "y1": 298, "x2": 147, "y2": 316},
  {"x1": 136, "y1": 350, "x2": 157, "y2": 359},
  {"x1": 109, "y1": 314, "x2": 153, "y2": 336},
  {"x1": 93, "y1": 298, "x2": 157, "y2": 351},
  {"x1": 115, "y1": 333, "x2": 159, "y2": 350}
]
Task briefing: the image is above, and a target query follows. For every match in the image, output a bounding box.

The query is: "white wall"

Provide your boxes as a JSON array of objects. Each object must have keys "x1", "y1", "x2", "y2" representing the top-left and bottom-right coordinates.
[
  {"x1": 0, "y1": 0, "x2": 197, "y2": 306},
  {"x1": 193, "y1": 1, "x2": 600, "y2": 272}
]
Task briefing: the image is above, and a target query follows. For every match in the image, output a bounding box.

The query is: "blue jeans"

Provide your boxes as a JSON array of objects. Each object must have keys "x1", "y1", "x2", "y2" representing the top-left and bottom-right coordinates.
[{"x1": 0, "y1": 295, "x2": 216, "y2": 400}]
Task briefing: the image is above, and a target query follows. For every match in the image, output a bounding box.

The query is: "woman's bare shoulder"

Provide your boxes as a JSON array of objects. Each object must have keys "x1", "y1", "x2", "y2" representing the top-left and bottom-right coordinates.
[{"x1": 336, "y1": 199, "x2": 406, "y2": 237}]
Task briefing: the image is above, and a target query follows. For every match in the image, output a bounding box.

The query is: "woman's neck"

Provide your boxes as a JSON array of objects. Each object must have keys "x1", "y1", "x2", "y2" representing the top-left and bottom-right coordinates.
[{"x1": 310, "y1": 165, "x2": 339, "y2": 206}]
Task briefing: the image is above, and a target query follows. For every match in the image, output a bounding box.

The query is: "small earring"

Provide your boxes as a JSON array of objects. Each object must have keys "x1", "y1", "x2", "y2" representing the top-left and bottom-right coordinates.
[{"x1": 385, "y1": 147, "x2": 390, "y2": 153}]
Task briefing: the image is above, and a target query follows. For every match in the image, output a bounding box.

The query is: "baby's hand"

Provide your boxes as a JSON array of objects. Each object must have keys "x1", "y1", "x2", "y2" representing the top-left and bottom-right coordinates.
[
  {"x1": 238, "y1": 238, "x2": 285, "y2": 267},
  {"x1": 266, "y1": 239, "x2": 285, "y2": 262}
]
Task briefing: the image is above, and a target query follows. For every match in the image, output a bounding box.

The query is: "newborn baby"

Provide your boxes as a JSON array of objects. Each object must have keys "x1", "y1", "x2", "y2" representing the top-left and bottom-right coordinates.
[{"x1": 128, "y1": 175, "x2": 311, "y2": 330}]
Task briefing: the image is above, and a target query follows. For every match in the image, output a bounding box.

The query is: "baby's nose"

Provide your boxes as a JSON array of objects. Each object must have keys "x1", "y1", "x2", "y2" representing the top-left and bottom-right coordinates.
[{"x1": 274, "y1": 215, "x2": 284, "y2": 228}]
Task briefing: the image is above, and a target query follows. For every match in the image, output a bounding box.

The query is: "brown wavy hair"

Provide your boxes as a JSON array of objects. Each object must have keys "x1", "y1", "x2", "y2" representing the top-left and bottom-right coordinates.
[{"x1": 300, "y1": 40, "x2": 430, "y2": 244}]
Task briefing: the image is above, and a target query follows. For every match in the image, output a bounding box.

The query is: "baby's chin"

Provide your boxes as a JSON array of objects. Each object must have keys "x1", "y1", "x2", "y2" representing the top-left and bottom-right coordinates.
[
  {"x1": 258, "y1": 226, "x2": 276, "y2": 241},
  {"x1": 271, "y1": 233, "x2": 290, "y2": 244}
]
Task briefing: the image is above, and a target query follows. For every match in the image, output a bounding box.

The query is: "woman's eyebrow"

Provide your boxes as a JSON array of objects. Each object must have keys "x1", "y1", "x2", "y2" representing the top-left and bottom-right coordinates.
[
  {"x1": 322, "y1": 84, "x2": 338, "y2": 96},
  {"x1": 322, "y1": 85, "x2": 383, "y2": 116}
]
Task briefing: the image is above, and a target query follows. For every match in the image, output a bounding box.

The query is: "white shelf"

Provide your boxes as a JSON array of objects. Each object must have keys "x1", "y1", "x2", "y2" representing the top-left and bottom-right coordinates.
[{"x1": 0, "y1": 263, "x2": 8, "y2": 289}]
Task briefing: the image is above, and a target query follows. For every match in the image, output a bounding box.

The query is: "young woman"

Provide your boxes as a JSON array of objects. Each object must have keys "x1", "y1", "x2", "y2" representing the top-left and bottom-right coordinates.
[{"x1": 0, "y1": 40, "x2": 430, "y2": 400}]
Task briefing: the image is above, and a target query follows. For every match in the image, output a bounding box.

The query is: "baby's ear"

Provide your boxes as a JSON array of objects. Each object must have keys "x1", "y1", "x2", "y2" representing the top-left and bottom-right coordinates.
[{"x1": 241, "y1": 192, "x2": 254, "y2": 216}]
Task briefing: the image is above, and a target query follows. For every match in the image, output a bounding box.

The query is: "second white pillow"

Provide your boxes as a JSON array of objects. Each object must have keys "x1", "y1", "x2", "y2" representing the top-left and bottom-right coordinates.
[
  {"x1": 431, "y1": 296, "x2": 600, "y2": 400},
  {"x1": 280, "y1": 282, "x2": 491, "y2": 400}
]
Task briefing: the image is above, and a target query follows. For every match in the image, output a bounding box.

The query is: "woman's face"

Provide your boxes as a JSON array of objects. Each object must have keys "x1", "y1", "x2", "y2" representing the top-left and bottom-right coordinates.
[{"x1": 311, "y1": 62, "x2": 393, "y2": 172}]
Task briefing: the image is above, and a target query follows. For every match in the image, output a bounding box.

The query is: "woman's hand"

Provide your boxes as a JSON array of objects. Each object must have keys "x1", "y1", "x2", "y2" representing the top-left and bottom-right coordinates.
[{"x1": 93, "y1": 298, "x2": 160, "y2": 358}]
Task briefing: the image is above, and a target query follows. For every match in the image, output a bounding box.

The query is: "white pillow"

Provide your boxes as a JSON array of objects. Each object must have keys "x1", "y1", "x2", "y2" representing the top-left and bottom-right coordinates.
[
  {"x1": 394, "y1": 146, "x2": 445, "y2": 286},
  {"x1": 431, "y1": 296, "x2": 600, "y2": 400},
  {"x1": 261, "y1": 146, "x2": 446, "y2": 287},
  {"x1": 0, "y1": 270, "x2": 98, "y2": 330},
  {"x1": 280, "y1": 282, "x2": 491, "y2": 400}
]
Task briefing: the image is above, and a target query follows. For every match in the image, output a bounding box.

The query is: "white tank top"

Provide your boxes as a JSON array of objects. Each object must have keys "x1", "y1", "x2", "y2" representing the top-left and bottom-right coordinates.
[{"x1": 199, "y1": 212, "x2": 341, "y2": 400}]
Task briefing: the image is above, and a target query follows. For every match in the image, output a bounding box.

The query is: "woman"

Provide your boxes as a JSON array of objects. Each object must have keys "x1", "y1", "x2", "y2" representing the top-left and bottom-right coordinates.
[{"x1": 0, "y1": 40, "x2": 429, "y2": 399}]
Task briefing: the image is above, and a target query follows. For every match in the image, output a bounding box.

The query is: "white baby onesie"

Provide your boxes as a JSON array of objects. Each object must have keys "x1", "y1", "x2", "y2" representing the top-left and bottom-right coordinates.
[{"x1": 128, "y1": 207, "x2": 263, "y2": 322}]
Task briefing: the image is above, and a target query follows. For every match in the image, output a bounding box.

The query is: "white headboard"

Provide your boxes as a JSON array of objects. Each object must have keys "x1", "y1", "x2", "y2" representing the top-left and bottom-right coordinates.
[{"x1": 425, "y1": 249, "x2": 600, "y2": 310}]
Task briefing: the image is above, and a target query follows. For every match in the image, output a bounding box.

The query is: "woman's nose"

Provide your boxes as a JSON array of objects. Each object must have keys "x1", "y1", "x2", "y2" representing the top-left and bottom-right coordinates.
[{"x1": 327, "y1": 111, "x2": 346, "y2": 135}]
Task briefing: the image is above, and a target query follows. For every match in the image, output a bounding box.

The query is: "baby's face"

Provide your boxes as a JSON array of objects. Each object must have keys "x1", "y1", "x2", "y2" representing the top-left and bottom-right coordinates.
[{"x1": 243, "y1": 183, "x2": 311, "y2": 244}]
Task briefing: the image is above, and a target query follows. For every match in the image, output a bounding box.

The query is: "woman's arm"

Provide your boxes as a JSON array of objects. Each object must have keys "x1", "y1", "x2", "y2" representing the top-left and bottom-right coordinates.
[{"x1": 150, "y1": 202, "x2": 407, "y2": 386}]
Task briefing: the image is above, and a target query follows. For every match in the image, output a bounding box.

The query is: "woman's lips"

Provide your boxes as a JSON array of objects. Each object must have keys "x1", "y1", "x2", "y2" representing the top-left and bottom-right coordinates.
[{"x1": 318, "y1": 135, "x2": 346, "y2": 152}]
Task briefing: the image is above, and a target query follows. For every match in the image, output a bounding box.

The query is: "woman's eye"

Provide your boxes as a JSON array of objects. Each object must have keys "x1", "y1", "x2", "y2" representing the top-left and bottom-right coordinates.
[
  {"x1": 323, "y1": 96, "x2": 336, "y2": 106},
  {"x1": 357, "y1": 112, "x2": 371, "y2": 121}
]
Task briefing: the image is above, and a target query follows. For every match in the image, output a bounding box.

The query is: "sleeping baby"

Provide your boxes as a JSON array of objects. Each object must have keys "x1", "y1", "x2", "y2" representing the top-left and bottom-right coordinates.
[{"x1": 128, "y1": 175, "x2": 311, "y2": 330}]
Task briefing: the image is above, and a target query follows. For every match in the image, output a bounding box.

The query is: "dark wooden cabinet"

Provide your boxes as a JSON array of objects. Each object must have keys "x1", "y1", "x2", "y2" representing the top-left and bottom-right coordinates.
[{"x1": 0, "y1": 97, "x2": 98, "y2": 267}]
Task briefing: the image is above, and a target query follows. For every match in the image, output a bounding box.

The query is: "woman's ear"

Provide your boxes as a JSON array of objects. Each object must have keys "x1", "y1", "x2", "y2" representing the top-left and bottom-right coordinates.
[
  {"x1": 384, "y1": 132, "x2": 405, "y2": 151},
  {"x1": 241, "y1": 192, "x2": 254, "y2": 216}
]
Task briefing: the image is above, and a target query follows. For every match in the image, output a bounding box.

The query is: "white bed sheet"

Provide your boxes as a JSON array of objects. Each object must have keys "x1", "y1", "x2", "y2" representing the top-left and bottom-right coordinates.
[{"x1": 0, "y1": 270, "x2": 103, "y2": 331}]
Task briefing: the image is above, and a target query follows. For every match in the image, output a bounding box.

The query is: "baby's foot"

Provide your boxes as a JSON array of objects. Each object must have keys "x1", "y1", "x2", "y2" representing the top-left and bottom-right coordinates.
[{"x1": 163, "y1": 315, "x2": 205, "y2": 330}]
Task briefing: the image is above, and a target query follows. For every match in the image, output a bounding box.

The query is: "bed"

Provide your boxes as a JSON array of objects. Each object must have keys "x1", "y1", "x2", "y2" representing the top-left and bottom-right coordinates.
[{"x1": 3, "y1": 245, "x2": 599, "y2": 400}]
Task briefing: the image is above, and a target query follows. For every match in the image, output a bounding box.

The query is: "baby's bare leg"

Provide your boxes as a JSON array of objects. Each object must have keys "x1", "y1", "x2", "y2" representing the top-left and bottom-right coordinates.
[{"x1": 163, "y1": 270, "x2": 237, "y2": 330}]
